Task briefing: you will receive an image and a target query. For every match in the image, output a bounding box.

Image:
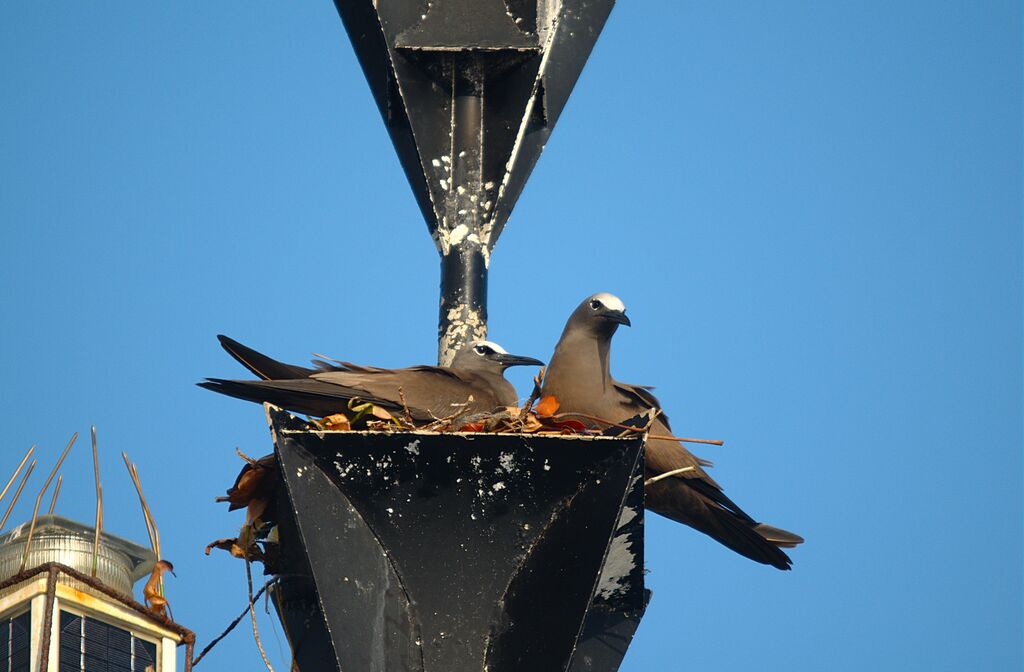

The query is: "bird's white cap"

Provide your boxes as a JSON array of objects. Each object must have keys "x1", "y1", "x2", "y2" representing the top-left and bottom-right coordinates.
[
  {"x1": 591, "y1": 293, "x2": 626, "y2": 312},
  {"x1": 468, "y1": 340, "x2": 508, "y2": 354}
]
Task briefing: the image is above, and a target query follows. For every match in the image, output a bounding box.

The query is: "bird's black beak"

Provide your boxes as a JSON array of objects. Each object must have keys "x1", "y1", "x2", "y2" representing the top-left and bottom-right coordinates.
[
  {"x1": 605, "y1": 310, "x2": 631, "y2": 327},
  {"x1": 494, "y1": 353, "x2": 545, "y2": 368}
]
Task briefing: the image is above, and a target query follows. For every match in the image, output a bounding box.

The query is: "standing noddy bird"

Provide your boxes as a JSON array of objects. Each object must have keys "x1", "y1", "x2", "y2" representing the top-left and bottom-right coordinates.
[
  {"x1": 541, "y1": 293, "x2": 803, "y2": 570},
  {"x1": 200, "y1": 336, "x2": 543, "y2": 421}
]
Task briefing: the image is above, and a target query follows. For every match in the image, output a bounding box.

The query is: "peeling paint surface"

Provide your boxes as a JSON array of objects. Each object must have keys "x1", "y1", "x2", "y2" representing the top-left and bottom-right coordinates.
[
  {"x1": 270, "y1": 404, "x2": 647, "y2": 672},
  {"x1": 595, "y1": 504, "x2": 640, "y2": 600},
  {"x1": 438, "y1": 302, "x2": 487, "y2": 366}
]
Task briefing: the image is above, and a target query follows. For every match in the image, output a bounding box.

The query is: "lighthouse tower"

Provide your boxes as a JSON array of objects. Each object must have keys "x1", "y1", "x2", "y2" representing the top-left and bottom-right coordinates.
[{"x1": 0, "y1": 516, "x2": 192, "y2": 672}]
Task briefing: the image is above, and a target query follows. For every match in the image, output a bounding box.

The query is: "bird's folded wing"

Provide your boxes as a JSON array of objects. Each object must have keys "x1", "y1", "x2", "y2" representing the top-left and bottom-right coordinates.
[
  {"x1": 311, "y1": 368, "x2": 485, "y2": 417},
  {"x1": 613, "y1": 381, "x2": 671, "y2": 426}
]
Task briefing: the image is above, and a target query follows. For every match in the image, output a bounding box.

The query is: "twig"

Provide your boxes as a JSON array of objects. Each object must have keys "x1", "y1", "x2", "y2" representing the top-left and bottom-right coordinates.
[
  {"x1": 648, "y1": 434, "x2": 724, "y2": 446},
  {"x1": 644, "y1": 466, "x2": 696, "y2": 486},
  {"x1": 552, "y1": 412, "x2": 724, "y2": 445},
  {"x1": 311, "y1": 352, "x2": 346, "y2": 367},
  {"x1": 267, "y1": 587, "x2": 299, "y2": 672},
  {"x1": 236, "y1": 448, "x2": 257, "y2": 465},
  {"x1": 520, "y1": 366, "x2": 544, "y2": 420},
  {"x1": 190, "y1": 579, "x2": 275, "y2": 668},
  {"x1": 0, "y1": 459, "x2": 36, "y2": 531},
  {"x1": 421, "y1": 402, "x2": 469, "y2": 432},
  {"x1": 21, "y1": 432, "x2": 78, "y2": 572},
  {"x1": 246, "y1": 559, "x2": 274, "y2": 671},
  {"x1": 47, "y1": 476, "x2": 62, "y2": 515},
  {"x1": 398, "y1": 386, "x2": 415, "y2": 426},
  {"x1": 91, "y1": 427, "x2": 103, "y2": 578},
  {"x1": 0, "y1": 445, "x2": 35, "y2": 506}
]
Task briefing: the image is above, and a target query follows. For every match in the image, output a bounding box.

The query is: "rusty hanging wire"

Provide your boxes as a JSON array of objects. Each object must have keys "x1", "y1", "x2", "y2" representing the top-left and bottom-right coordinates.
[{"x1": 190, "y1": 578, "x2": 276, "y2": 668}]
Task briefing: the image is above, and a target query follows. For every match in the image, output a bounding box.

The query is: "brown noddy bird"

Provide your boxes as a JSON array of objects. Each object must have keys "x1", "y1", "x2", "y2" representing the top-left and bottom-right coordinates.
[
  {"x1": 541, "y1": 293, "x2": 804, "y2": 570},
  {"x1": 200, "y1": 336, "x2": 543, "y2": 421}
]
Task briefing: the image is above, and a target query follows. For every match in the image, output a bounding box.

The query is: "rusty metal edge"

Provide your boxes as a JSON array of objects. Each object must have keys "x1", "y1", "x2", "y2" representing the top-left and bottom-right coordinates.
[{"x1": 0, "y1": 561, "x2": 195, "y2": 650}]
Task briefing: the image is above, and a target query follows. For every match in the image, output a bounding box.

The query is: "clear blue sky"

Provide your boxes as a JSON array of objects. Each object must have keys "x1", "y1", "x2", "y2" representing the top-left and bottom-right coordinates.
[{"x1": 1, "y1": 2, "x2": 1020, "y2": 670}]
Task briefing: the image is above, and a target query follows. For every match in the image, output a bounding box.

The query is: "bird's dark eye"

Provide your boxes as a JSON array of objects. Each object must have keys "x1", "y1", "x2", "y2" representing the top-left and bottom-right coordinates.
[
  {"x1": 474, "y1": 345, "x2": 489, "y2": 355},
  {"x1": 589, "y1": 300, "x2": 602, "y2": 310}
]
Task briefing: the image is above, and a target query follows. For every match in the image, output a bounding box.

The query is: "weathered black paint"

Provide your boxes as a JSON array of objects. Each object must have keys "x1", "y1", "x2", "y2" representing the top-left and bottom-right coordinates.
[
  {"x1": 331, "y1": 0, "x2": 617, "y2": 361},
  {"x1": 266, "y1": 408, "x2": 647, "y2": 672}
]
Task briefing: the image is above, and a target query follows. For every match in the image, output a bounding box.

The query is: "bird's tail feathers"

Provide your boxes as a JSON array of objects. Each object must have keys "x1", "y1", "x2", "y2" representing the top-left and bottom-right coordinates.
[
  {"x1": 704, "y1": 506, "x2": 795, "y2": 570},
  {"x1": 754, "y1": 523, "x2": 804, "y2": 548},
  {"x1": 198, "y1": 378, "x2": 348, "y2": 418},
  {"x1": 198, "y1": 377, "x2": 418, "y2": 421},
  {"x1": 646, "y1": 480, "x2": 795, "y2": 570}
]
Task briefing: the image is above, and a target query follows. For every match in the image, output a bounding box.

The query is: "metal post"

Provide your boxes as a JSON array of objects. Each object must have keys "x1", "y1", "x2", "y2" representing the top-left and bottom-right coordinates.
[
  {"x1": 437, "y1": 60, "x2": 490, "y2": 364},
  {"x1": 438, "y1": 244, "x2": 488, "y2": 366}
]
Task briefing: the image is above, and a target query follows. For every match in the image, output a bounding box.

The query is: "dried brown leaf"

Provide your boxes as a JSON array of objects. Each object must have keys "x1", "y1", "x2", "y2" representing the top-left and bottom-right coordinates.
[
  {"x1": 246, "y1": 498, "x2": 268, "y2": 525},
  {"x1": 143, "y1": 559, "x2": 174, "y2": 617},
  {"x1": 319, "y1": 413, "x2": 351, "y2": 431},
  {"x1": 521, "y1": 414, "x2": 543, "y2": 432},
  {"x1": 534, "y1": 395, "x2": 560, "y2": 418},
  {"x1": 205, "y1": 538, "x2": 247, "y2": 558},
  {"x1": 218, "y1": 453, "x2": 276, "y2": 511}
]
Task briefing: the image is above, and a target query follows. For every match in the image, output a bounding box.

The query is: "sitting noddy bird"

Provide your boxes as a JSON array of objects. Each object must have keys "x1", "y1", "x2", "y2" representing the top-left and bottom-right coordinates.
[
  {"x1": 541, "y1": 293, "x2": 804, "y2": 570},
  {"x1": 200, "y1": 335, "x2": 543, "y2": 421}
]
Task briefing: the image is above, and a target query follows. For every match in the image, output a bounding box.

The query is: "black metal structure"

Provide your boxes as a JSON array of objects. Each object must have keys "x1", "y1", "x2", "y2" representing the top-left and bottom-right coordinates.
[
  {"x1": 266, "y1": 408, "x2": 648, "y2": 672},
  {"x1": 331, "y1": 0, "x2": 617, "y2": 364}
]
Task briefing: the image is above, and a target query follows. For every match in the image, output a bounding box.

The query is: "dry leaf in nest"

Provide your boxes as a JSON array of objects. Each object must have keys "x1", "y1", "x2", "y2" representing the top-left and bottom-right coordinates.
[
  {"x1": 223, "y1": 494, "x2": 271, "y2": 560},
  {"x1": 348, "y1": 399, "x2": 400, "y2": 425},
  {"x1": 521, "y1": 414, "x2": 543, "y2": 432},
  {"x1": 143, "y1": 559, "x2": 175, "y2": 618},
  {"x1": 318, "y1": 413, "x2": 351, "y2": 431},
  {"x1": 534, "y1": 395, "x2": 560, "y2": 418},
  {"x1": 217, "y1": 452, "x2": 276, "y2": 512},
  {"x1": 247, "y1": 497, "x2": 268, "y2": 524},
  {"x1": 205, "y1": 538, "x2": 247, "y2": 559},
  {"x1": 204, "y1": 534, "x2": 266, "y2": 561},
  {"x1": 549, "y1": 418, "x2": 588, "y2": 433},
  {"x1": 236, "y1": 522, "x2": 260, "y2": 557}
]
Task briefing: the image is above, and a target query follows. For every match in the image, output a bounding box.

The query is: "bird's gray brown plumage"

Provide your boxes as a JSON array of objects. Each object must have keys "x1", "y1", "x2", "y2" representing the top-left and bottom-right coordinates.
[
  {"x1": 200, "y1": 336, "x2": 542, "y2": 421},
  {"x1": 540, "y1": 293, "x2": 803, "y2": 570}
]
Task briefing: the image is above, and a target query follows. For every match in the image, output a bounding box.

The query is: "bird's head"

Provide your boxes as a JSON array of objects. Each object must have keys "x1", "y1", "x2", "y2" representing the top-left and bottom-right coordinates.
[
  {"x1": 451, "y1": 340, "x2": 545, "y2": 375},
  {"x1": 568, "y1": 292, "x2": 631, "y2": 336}
]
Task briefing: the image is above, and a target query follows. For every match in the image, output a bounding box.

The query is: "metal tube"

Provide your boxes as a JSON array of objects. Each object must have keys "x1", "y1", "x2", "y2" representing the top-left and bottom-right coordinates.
[
  {"x1": 438, "y1": 245, "x2": 489, "y2": 365},
  {"x1": 438, "y1": 62, "x2": 488, "y2": 365}
]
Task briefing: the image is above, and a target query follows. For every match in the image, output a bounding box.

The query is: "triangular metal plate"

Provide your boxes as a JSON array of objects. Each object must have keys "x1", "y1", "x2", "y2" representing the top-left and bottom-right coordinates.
[{"x1": 332, "y1": 0, "x2": 616, "y2": 251}]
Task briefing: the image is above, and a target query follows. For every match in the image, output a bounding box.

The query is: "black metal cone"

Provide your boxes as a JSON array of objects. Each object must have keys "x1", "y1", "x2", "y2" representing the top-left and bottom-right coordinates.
[
  {"x1": 331, "y1": 0, "x2": 618, "y2": 361},
  {"x1": 331, "y1": 0, "x2": 616, "y2": 250},
  {"x1": 266, "y1": 407, "x2": 647, "y2": 672}
]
